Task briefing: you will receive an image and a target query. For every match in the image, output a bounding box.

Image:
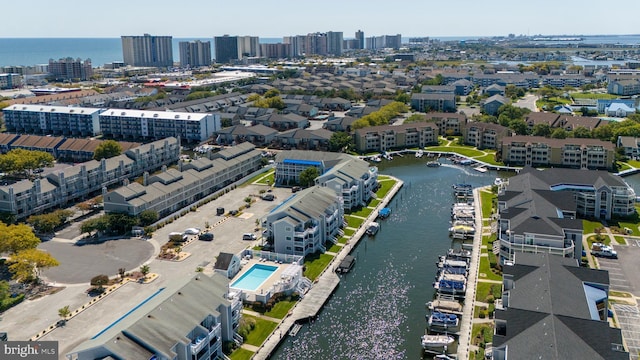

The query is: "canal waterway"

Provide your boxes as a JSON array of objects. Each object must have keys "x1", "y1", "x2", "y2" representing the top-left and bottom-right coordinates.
[{"x1": 272, "y1": 157, "x2": 499, "y2": 359}]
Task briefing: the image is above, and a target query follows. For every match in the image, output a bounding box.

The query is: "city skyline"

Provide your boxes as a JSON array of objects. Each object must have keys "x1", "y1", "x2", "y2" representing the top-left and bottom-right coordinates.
[{"x1": 3, "y1": 0, "x2": 640, "y2": 38}]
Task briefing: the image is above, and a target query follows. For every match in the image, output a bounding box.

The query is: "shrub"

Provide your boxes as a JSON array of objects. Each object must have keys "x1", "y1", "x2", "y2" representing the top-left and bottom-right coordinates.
[{"x1": 90, "y1": 275, "x2": 109, "y2": 287}]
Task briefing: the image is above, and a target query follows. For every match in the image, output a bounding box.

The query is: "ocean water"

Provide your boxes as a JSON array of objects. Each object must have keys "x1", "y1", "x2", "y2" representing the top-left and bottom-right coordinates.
[{"x1": 1, "y1": 35, "x2": 638, "y2": 68}]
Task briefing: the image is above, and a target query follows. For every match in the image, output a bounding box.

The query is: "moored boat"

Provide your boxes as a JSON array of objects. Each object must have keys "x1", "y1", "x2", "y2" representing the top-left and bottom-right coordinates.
[
  {"x1": 366, "y1": 222, "x2": 380, "y2": 236},
  {"x1": 426, "y1": 161, "x2": 441, "y2": 167},
  {"x1": 421, "y1": 334, "x2": 455, "y2": 349}
]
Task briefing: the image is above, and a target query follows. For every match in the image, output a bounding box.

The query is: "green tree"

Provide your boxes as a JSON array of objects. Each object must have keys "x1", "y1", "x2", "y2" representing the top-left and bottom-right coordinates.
[
  {"x1": 58, "y1": 305, "x2": 71, "y2": 325},
  {"x1": 8, "y1": 248, "x2": 59, "y2": 283},
  {"x1": 550, "y1": 128, "x2": 569, "y2": 139},
  {"x1": 264, "y1": 88, "x2": 280, "y2": 98},
  {"x1": 329, "y1": 132, "x2": 353, "y2": 152},
  {"x1": 394, "y1": 91, "x2": 411, "y2": 103},
  {"x1": 0, "y1": 149, "x2": 54, "y2": 175},
  {"x1": 0, "y1": 223, "x2": 41, "y2": 254},
  {"x1": 80, "y1": 216, "x2": 109, "y2": 237},
  {"x1": 531, "y1": 123, "x2": 552, "y2": 137},
  {"x1": 106, "y1": 213, "x2": 138, "y2": 234},
  {"x1": 93, "y1": 140, "x2": 122, "y2": 160},
  {"x1": 138, "y1": 210, "x2": 159, "y2": 226},
  {"x1": 404, "y1": 114, "x2": 426, "y2": 123},
  {"x1": 299, "y1": 167, "x2": 319, "y2": 187},
  {"x1": 571, "y1": 126, "x2": 592, "y2": 138},
  {"x1": 509, "y1": 119, "x2": 529, "y2": 135},
  {"x1": 140, "y1": 264, "x2": 150, "y2": 279}
]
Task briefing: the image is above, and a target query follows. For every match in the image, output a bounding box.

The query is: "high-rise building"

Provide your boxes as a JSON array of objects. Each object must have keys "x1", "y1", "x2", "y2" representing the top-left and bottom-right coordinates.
[
  {"x1": 326, "y1": 31, "x2": 343, "y2": 56},
  {"x1": 179, "y1": 40, "x2": 211, "y2": 68},
  {"x1": 121, "y1": 34, "x2": 173, "y2": 67},
  {"x1": 366, "y1": 34, "x2": 403, "y2": 50},
  {"x1": 355, "y1": 30, "x2": 365, "y2": 49},
  {"x1": 48, "y1": 57, "x2": 93, "y2": 81},
  {"x1": 260, "y1": 43, "x2": 292, "y2": 59},
  {"x1": 214, "y1": 35, "x2": 260, "y2": 64}
]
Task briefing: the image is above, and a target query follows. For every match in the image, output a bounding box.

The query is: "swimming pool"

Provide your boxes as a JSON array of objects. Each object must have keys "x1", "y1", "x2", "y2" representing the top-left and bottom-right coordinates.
[{"x1": 231, "y1": 264, "x2": 278, "y2": 291}]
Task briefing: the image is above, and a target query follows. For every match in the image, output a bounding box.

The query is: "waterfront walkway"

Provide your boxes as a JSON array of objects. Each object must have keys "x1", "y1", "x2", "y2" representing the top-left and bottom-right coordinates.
[{"x1": 250, "y1": 178, "x2": 404, "y2": 360}]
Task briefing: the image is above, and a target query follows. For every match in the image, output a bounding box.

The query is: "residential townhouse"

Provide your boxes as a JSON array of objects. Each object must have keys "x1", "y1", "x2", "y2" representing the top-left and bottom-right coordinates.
[
  {"x1": 0, "y1": 137, "x2": 180, "y2": 220},
  {"x1": 99, "y1": 109, "x2": 220, "y2": 142},
  {"x1": 274, "y1": 150, "x2": 377, "y2": 210},
  {"x1": 264, "y1": 186, "x2": 344, "y2": 257},
  {"x1": 500, "y1": 136, "x2": 615, "y2": 170},
  {"x1": 461, "y1": 122, "x2": 511, "y2": 150},
  {"x1": 66, "y1": 273, "x2": 242, "y2": 360},
  {"x1": 607, "y1": 78, "x2": 640, "y2": 96},
  {"x1": 482, "y1": 95, "x2": 508, "y2": 116},
  {"x1": 252, "y1": 113, "x2": 309, "y2": 131},
  {"x1": 3, "y1": 104, "x2": 102, "y2": 136},
  {"x1": 353, "y1": 123, "x2": 439, "y2": 153},
  {"x1": 322, "y1": 116, "x2": 356, "y2": 132},
  {"x1": 214, "y1": 124, "x2": 278, "y2": 147},
  {"x1": 617, "y1": 136, "x2": 640, "y2": 159},
  {"x1": 541, "y1": 74, "x2": 595, "y2": 88},
  {"x1": 273, "y1": 128, "x2": 333, "y2": 150},
  {"x1": 103, "y1": 142, "x2": 262, "y2": 217},
  {"x1": 493, "y1": 252, "x2": 628, "y2": 360}
]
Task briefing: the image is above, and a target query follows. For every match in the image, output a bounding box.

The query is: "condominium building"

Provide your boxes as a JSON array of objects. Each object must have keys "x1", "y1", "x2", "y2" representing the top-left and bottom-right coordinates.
[
  {"x1": 214, "y1": 35, "x2": 260, "y2": 64},
  {"x1": 264, "y1": 186, "x2": 344, "y2": 257},
  {"x1": 425, "y1": 112, "x2": 467, "y2": 136},
  {"x1": 99, "y1": 109, "x2": 220, "y2": 142},
  {"x1": 66, "y1": 273, "x2": 242, "y2": 360},
  {"x1": 3, "y1": 104, "x2": 102, "y2": 136},
  {"x1": 461, "y1": 122, "x2": 511, "y2": 150},
  {"x1": 410, "y1": 93, "x2": 456, "y2": 112},
  {"x1": 353, "y1": 122, "x2": 439, "y2": 153},
  {"x1": 103, "y1": 142, "x2": 262, "y2": 217},
  {"x1": 500, "y1": 136, "x2": 615, "y2": 170},
  {"x1": 179, "y1": 40, "x2": 212, "y2": 68},
  {"x1": 0, "y1": 73, "x2": 22, "y2": 89},
  {"x1": 0, "y1": 137, "x2": 180, "y2": 219},
  {"x1": 326, "y1": 31, "x2": 344, "y2": 56},
  {"x1": 355, "y1": 30, "x2": 365, "y2": 50},
  {"x1": 260, "y1": 43, "x2": 292, "y2": 59},
  {"x1": 121, "y1": 34, "x2": 173, "y2": 67},
  {"x1": 274, "y1": 150, "x2": 378, "y2": 210},
  {"x1": 493, "y1": 252, "x2": 628, "y2": 360},
  {"x1": 366, "y1": 34, "x2": 402, "y2": 50},
  {"x1": 48, "y1": 57, "x2": 93, "y2": 81}
]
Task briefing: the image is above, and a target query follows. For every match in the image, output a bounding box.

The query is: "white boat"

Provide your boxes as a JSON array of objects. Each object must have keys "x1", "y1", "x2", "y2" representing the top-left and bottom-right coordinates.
[
  {"x1": 495, "y1": 177, "x2": 507, "y2": 186},
  {"x1": 421, "y1": 334, "x2": 455, "y2": 349},
  {"x1": 426, "y1": 161, "x2": 441, "y2": 167},
  {"x1": 474, "y1": 166, "x2": 487, "y2": 173},
  {"x1": 415, "y1": 149, "x2": 424, "y2": 158},
  {"x1": 427, "y1": 299, "x2": 463, "y2": 314},
  {"x1": 366, "y1": 222, "x2": 380, "y2": 236},
  {"x1": 371, "y1": 156, "x2": 382, "y2": 163}
]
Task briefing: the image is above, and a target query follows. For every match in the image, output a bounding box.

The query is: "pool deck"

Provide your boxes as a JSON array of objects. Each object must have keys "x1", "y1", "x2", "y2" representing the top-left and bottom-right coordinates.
[{"x1": 250, "y1": 177, "x2": 404, "y2": 360}]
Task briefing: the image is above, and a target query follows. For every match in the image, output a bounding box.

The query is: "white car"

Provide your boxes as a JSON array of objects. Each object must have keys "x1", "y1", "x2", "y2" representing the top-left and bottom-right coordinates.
[{"x1": 184, "y1": 228, "x2": 201, "y2": 235}]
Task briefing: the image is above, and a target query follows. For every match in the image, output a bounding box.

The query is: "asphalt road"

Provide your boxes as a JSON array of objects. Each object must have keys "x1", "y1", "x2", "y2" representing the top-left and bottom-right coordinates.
[{"x1": 514, "y1": 93, "x2": 539, "y2": 112}]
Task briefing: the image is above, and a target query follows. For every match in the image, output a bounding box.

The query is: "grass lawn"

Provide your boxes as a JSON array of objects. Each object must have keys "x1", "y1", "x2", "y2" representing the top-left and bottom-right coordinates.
[
  {"x1": 264, "y1": 299, "x2": 297, "y2": 319},
  {"x1": 425, "y1": 145, "x2": 485, "y2": 157},
  {"x1": 476, "y1": 281, "x2": 502, "y2": 302},
  {"x1": 627, "y1": 159, "x2": 640, "y2": 168},
  {"x1": 345, "y1": 216, "x2": 364, "y2": 229},
  {"x1": 369, "y1": 198, "x2": 381, "y2": 208},
  {"x1": 571, "y1": 92, "x2": 619, "y2": 100},
  {"x1": 536, "y1": 96, "x2": 571, "y2": 110},
  {"x1": 229, "y1": 348, "x2": 254, "y2": 360},
  {"x1": 327, "y1": 243, "x2": 342, "y2": 253},
  {"x1": 471, "y1": 323, "x2": 494, "y2": 346},
  {"x1": 474, "y1": 153, "x2": 503, "y2": 166},
  {"x1": 480, "y1": 190, "x2": 495, "y2": 219},
  {"x1": 241, "y1": 315, "x2": 279, "y2": 347},
  {"x1": 348, "y1": 206, "x2": 374, "y2": 218},
  {"x1": 338, "y1": 236, "x2": 348, "y2": 244},
  {"x1": 375, "y1": 179, "x2": 396, "y2": 198},
  {"x1": 243, "y1": 169, "x2": 273, "y2": 186},
  {"x1": 482, "y1": 235, "x2": 495, "y2": 247},
  {"x1": 614, "y1": 236, "x2": 627, "y2": 245},
  {"x1": 617, "y1": 162, "x2": 633, "y2": 171},
  {"x1": 582, "y1": 219, "x2": 604, "y2": 235},
  {"x1": 377, "y1": 175, "x2": 391, "y2": 181},
  {"x1": 343, "y1": 228, "x2": 355, "y2": 237},
  {"x1": 253, "y1": 171, "x2": 275, "y2": 185},
  {"x1": 303, "y1": 253, "x2": 334, "y2": 281},
  {"x1": 587, "y1": 235, "x2": 611, "y2": 247},
  {"x1": 478, "y1": 256, "x2": 503, "y2": 282},
  {"x1": 610, "y1": 290, "x2": 633, "y2": 298}
]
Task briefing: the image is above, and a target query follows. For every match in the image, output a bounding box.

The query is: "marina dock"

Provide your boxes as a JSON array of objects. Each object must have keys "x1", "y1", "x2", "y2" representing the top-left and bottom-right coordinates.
[{"x1": 251, "y1": 178, "x2": 404, "y2": 360}]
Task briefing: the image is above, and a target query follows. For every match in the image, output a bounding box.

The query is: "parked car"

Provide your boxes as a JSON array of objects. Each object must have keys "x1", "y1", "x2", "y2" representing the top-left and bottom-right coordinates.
[
  {"x1": 261, "y1": 193, "x2": 275, "y2": 201},
  {"x1": 291, "y1": 186, "x2": 301, "y2": 193},
  {"x1": 198, "y1": 232, "x2": 214, "y2": 241},
  {"x1": 184, "y1": 228, "x2": 201, "y2": 235},
  {"x1": 242, "y1": 233, "x2": 257, "y2": 241}
]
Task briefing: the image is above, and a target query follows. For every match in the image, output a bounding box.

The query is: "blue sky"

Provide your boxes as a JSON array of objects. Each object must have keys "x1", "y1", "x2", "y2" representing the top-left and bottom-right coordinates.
[{"x1": 4, "y1": 0, "x2": 640, "y2": 38}]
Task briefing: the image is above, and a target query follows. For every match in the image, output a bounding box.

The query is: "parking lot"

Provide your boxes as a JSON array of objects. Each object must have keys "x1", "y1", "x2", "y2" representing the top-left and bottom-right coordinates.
[
  {"x1": 614, "y1": 304, "x2": 640, "y2": 360},
  {"x1": 597, "y1": 244, "x2": 640, "y2": 295}
]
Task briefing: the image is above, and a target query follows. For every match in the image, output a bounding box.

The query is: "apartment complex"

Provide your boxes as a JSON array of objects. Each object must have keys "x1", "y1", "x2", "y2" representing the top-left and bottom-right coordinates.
[
  {"x1": 121, "y1": 34, "x2": 173, "y2": 67},
  {"x1": 366, "y1": 34, "x2": 402, "y2": 50},
  {"x1": 104, "y1": 142, "x2": 262, "y2": 217},
  {"x1": 66, "y1": 273, "x2": 242, "y2": 360},
  {"x1": 214, "y1": 35, "x2": 260, "y2": 64},
  {"x1": 99, "y1": 109, "x2": 220, "y2": 142},
  {"x1": 274, "y1": 150, "x2": 378, "y2": 210},
  {"x1": 264, "y1": 186, "x2": 344, "y2": 257},
  {"x1": 500, "y1": 136, "x2": 615, "y2": 170},
  {"x1": 493, "y1": 253, "x2": 628, "y2": 360},
  {"x1": 410, "y1": 93, "x2": 456, "y2": 112},
  {"x1": 461, "y1": 122, "x2": 511, "y2": 150},
  {"x1": 3, "y1": 104, "x2": 102, "y2": 136},
  {"x1": 496, "y1": 167, "x2": 584, "y2": 263},
  {"x1": 0, "y1": 137, "x2": 180, "y2": 220},
  {"x1": 48, "y1": 57, "x2": 93, "y2": 81},
  {"x1": 179, "y1": 40, "x2": 212, "y2": 68},
  {"x1": 353, "y1": 122, "x2": 439, "y2": 153}
]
